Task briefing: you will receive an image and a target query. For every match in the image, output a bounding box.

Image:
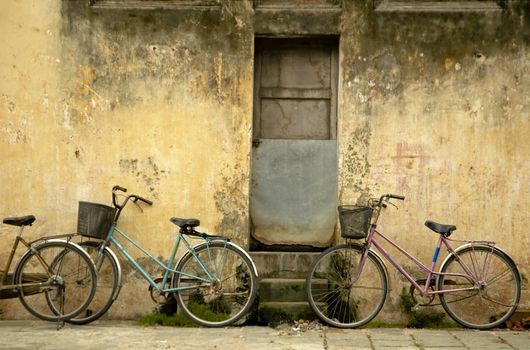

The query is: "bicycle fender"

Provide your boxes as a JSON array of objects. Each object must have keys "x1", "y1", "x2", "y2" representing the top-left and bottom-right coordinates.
[
  {"x1": 330, "y1": 243, "x2": 391, "y2": 292},
  {"x1": 438, "y1": 243, "x2": 522, "y2": 284},
  {"x1": 101, "y1": 245, "x2": 123, "y2": 300},
  {"x1": 13, "y1": 239, "x2": 96, "y2": 280},
  {"x1": 349, "y1": 243, "x2": 391, "y2": 292},
  {"x1": 369, "y1": 248, "x2": 391, "y2": 291},
  {"x1": 79, "y1": 241, "x2": 123, "y2": 301},
  {"x1": 178, "y1": 240, "x2": 258, "y2": 277}
]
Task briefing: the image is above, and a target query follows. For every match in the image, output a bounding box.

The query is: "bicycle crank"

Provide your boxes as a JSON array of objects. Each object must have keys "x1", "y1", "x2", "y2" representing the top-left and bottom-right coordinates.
[
  {"x1": 409, "y1": 279, "x2": 436, "y2": 306},
  {"x1": 149, "y1": 277, "x2": 171, "y2": 304}
]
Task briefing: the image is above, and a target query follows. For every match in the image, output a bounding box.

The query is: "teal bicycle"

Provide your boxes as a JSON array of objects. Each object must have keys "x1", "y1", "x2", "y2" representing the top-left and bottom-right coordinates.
[{"x1": 69, "y1": 186, "x2": 258, "y2": 327}]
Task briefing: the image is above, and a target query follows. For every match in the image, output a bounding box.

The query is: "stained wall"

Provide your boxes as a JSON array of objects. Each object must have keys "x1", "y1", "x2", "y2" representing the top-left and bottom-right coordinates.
[{"x1": 0, "y1": 0, "x2": 528, "y2": 319}]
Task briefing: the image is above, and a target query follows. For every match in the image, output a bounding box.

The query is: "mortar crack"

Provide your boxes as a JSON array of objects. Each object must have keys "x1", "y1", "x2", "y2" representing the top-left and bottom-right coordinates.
[{"x1": 367, "y1": 334, "x2": 375, "y2": 350}]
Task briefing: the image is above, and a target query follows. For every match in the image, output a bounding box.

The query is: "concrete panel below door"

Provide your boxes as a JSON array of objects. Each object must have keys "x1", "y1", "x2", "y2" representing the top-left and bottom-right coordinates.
[{"x1": 250, "y1": 139, "x2": 337, "y2": 247}]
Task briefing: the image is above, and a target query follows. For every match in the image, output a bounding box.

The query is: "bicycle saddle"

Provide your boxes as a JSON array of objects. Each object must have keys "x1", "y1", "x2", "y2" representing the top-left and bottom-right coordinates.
[
  {"x1": 3, "y1": 215, "x2": 36, "y2": 227},
  {"x1": 425, "y1": 220, "x2": 456, "y2": 237},
  {"x1": 170, "y1": 217, "x2": 200, "y2": 228}
]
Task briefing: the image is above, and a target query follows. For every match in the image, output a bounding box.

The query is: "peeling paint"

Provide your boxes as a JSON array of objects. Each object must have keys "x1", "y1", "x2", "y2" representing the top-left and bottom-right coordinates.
[
  {"x1": 213, "y1": 166, "x2": 248, "y2": 244},
  {"x1": 119, "y1": 157, "x2": 168, "y2": 198}
]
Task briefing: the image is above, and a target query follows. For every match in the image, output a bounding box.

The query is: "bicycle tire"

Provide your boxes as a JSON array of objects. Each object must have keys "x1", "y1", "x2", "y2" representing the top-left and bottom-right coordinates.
[
  {"x1": 173, "y1": 241, "x2": 257, "y2": 327},
  {"x1": 13, "y1": 240, "x2": 97, "y2": 322},
  {"x1": 305, "y1": 244, "x2": 388, "y2": 328},
  {"x1": 67, "y1": 241, "x2": 122, "y2": 325},
  {"x1": 437, "y1": 244, "x2": 521, "y2": 329}
]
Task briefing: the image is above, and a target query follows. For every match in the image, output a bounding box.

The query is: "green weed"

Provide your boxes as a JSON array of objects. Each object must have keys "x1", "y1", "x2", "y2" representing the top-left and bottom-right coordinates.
[
  {"x1": 399, "y1": 288, "x2": 455, "y2": 328},
  {"x1": 138, "y1": 312, "x2": 197, "y2": 327},
  {"x1": 139, "y1": 301, "x2": 230, "y2": 327}
]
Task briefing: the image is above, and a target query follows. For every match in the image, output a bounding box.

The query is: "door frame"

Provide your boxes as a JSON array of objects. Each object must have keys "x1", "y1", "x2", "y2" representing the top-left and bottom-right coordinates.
[{"x1": 249, "y1": 35, "x2": 340, "y2": 251}]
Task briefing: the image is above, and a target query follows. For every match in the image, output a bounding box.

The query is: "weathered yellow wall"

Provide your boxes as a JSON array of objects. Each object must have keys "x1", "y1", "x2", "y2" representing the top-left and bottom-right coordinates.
[
  {"x1": 0, "y1": 0, "x2": 254, "y2": 319},
  {"x1": 1, "y1": 0, "x2": 528, "y2": 320},
  {"x1": 338, "y1": 1, "x2": 529, "y2": 319}
]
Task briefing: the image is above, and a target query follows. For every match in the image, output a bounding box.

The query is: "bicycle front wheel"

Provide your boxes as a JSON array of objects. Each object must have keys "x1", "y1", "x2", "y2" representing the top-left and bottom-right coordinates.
[
  {"x1": 438, "y1": 245, "x2": 521, "y2": 329},
  {"x1": 14, "y1": 240, "x2": 97, "y2": 322},
  {"x1": 306, "y1": 244, "x2": 388, "y2": 328},
  {"x1": 67, "y1": 241, "x2": 121, "y2": 325},
  {"x1": 173, "y1": 241, "x2": 257, "y2": 327}
]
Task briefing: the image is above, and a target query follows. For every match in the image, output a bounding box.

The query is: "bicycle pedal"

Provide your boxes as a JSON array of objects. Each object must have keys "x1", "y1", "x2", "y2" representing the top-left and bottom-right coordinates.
[{"x1": 412, "y1": 304, "x2": 421, "y2": 312}]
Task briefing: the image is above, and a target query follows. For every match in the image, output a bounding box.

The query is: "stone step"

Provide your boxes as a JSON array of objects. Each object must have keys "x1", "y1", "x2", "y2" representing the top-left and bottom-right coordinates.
[
  {"x1": 259, "y1": 278, "x2": 330, "y2": 303},
  {"x1": 258, "y1": 301, "x2": 317, "y2": 325},
  {"x1": 259, "y1": 278, "x2": 307, "y2": 302},
  {"x1": 250, "y1": 252, "x2": 320, "y2": 279}
]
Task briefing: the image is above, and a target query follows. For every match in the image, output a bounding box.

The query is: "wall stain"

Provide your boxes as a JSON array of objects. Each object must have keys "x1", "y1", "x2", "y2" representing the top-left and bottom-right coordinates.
[
  {"x1": 341, "y1": 123, "x2": 373, "y2": 203},
  {"x1": 2, "y1": 120, "x2": 28, "y2": 145},
  {"x1": 119, "y1": 157, "x2": 168, "y2": 198},
  {"x1": 2, "y1": 94, "x2": 16, "y2": 113},
  {"x1": 213, "y1": 166, "x2": 247, "y2": 243}
]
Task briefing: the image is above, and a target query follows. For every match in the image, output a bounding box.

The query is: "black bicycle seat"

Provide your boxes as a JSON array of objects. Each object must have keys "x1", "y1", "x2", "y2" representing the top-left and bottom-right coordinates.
[
  {"x1": 3, "y1": 215, "x2": 36, "y2": 227},
  {"x1": 425, "y1": 220, "x2": 456, "y2": 236},
  {"x1": 170, "y1": 217, "x2": 200, "y2": 228}
]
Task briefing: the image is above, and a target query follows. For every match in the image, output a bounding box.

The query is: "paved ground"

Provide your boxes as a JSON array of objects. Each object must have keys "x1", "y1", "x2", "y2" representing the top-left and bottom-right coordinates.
[{"x1": 0, "y1": 321, "x2": 528, "y2": 350}]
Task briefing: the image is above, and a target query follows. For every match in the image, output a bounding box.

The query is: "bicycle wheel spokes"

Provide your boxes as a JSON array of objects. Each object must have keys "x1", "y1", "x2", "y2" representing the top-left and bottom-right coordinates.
[
  {"x1": 306, "y1": 245, "x2": 387, "y2": 328},
  {"x1": 438, "y1": 245, "x2": 520, "y2": 329},
  {"x1": 15, "y1": 241, "x2": 97, "y2": 322},
  {"x1": 67, "y1": 242, "x2": 120, "y2": 325},
  {"x1": 174, "y1": 242, "x2": 257, "y2": 327}
]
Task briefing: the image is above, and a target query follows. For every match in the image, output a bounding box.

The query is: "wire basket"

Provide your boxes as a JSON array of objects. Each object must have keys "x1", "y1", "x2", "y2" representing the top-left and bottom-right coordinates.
[
  {"x1": 77, "y1": 201, "x2": 117, "y2": 239},
  {"x1": 338, "y1": 205, "x2": 373, "y2": 239}
]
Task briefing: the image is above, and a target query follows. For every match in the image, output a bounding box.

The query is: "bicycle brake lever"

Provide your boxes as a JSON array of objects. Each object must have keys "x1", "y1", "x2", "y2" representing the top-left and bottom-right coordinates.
[
  {"x1": 132, "y1": 198, "x2": 144, "y2": 213},
  {"x1": 386, "y1": 201, "x2": 398, "y2": 210}
]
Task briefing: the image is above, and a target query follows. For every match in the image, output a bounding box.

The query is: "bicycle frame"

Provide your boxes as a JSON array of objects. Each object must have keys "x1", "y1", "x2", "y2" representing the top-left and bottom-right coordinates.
[
  {"x1": 102, "y1": 225, "x2": 219, "y2": 294},
  {"x1": 0, "y1": 226, "x2": 55, "y2": 293},
  {"x1": 356, "y1": 225, "x2": 491, "y2": 296}
]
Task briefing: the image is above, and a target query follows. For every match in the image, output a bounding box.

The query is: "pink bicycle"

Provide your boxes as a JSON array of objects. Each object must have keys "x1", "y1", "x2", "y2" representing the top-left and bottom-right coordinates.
[{"x1": 305, "y1": 194, "x2": 521, "y2": 329}]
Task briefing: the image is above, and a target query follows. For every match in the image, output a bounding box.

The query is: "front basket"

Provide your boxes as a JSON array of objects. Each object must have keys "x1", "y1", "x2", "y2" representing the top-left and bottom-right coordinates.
[
  {"x1": 77, "y1": 201, "x2": 116, "y2": 239},
  {"x1": 338, "y1": 205, "x2": 373, "y2": 239}
]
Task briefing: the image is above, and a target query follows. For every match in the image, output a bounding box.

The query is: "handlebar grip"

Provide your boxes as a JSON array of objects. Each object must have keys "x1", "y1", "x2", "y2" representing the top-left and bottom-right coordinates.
[
  {"x1": 136, "y1": 196, "x2": 153, "y2": 206},
  {"x1": 113, "y1": 185, "x2": 127, "y2": 193},
  {"x1": 389, "y1": 194, "x2": 405, "y2": 200}
]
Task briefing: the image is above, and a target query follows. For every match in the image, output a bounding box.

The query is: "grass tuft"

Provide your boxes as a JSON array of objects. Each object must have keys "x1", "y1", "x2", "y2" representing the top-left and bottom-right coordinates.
[
  {"x1": 138, "y1": 312, "x2": 197, "y2": 327},
  {"x1": 400, "y1": 288, "x2": 456, "y2": 329}
]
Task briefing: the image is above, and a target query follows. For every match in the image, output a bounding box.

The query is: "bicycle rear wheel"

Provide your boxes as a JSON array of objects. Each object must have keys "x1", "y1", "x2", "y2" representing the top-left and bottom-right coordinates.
[
  {"x1": 14, "y1": 240, "x2": 97, "y2": 322},
  {"x1": 67, "y1": 241, "x2": 121, "y2": 325},
  {"x1": 173, "y1": 241, "x2": 257, "y2": 327},
  {"x1": 305, "y1": 244, "x2": 388, "y2": 328},
  {"x1": 438, "y1": 245, "x2": 521, "y2": 329}
]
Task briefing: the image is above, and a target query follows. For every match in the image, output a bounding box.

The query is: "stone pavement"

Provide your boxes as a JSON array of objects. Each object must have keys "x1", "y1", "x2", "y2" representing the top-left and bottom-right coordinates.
[{"x1": 0, "y1": 321, "x2": 528, "y2": 350}]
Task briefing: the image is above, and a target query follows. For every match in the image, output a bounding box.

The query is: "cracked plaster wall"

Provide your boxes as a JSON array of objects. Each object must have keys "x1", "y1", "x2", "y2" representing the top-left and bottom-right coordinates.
[
  {"x1": 0, "y1": 0, "x2": 528, "y2": 320},
  {"x1": 0, "y1": 0, "x2": 254, "y2": 319},
  {"x1": 338, "y1": 1, "x2": 529, "y2": 318}
]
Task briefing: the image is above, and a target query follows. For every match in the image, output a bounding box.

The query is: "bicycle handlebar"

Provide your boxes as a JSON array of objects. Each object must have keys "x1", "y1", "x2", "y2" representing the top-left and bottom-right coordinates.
[
  {"x1": 377, "y1": 193, "x2": 405, "y2": 206},
  {"x1": 387, "y1": 194, "x2": 405, "y2": 201},
  {"x1": 113, "y1": 185, "x2": 127, "y2": 193},
  {"x1": 370, "y1": 193, "x2": 405, "y2": 225},
  {"x1": 367, "y1": 194, "x2": 405, "y2": 211},
  {"x1": 133, "y1": 195, "x2": 153, "y2": 206},
  {"x1": 112, "y1": 186, "x2": 153, "y2": 222}
]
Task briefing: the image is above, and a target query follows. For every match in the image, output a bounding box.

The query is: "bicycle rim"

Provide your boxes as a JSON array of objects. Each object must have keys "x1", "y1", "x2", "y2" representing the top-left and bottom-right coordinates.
[
  {"x1": 438, "y1": 245, "x2": 521, "y2": 329},
  {"x1": 15, "y1": 241, "x2": 97, "y2": 322},
  {"x1": 67, "y1": 241, "x2": 121, "y2": 324},
  {"x1": 174, "y1": 241, "x2": 257, "y2": 327},
  {"x1": 306, "y1": 244, "x2": 387, "y2": 328}
]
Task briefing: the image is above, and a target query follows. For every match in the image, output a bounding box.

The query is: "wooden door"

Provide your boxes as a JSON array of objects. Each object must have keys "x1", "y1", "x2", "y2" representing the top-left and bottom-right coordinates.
[{"x1": 251, "y1": 37, "x2": 338, "y2": 249}]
